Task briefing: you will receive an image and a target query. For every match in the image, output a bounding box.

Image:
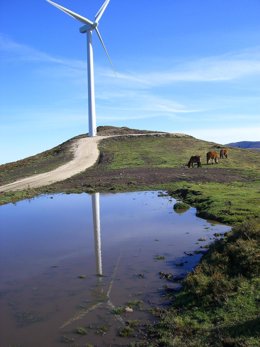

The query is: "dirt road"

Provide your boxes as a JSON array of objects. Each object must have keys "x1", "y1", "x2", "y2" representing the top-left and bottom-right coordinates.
[
  {"x1": 0, "y1": 136, "x2": 105, "y2": 192},
  {"x1": 0, "y1": 132, "x2": 170, "y2": 193}
]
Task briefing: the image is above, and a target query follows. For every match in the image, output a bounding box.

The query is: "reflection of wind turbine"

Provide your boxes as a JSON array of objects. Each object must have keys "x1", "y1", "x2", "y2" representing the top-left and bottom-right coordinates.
[
  {"x1": 91, "y1": 193, "x2": 102, "y2": 276},
  {"x1": 60, "y1": 192, "x2": 124, "y2": 329},
  {"x1": 47, "y1": 0, "x2": 112, "y2": 137}
]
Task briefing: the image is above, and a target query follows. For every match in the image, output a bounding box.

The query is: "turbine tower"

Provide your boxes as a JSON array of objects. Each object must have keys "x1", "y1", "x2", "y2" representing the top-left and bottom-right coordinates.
[{"x1": 47, "y1": 0, "x2": 112, "y2": 137}]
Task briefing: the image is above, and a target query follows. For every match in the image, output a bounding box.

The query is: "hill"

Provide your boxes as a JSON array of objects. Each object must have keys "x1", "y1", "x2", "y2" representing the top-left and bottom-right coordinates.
[
  {"x1": 1, "y1": 126, "x2": 260, "y2": 193},
  {"x1": 1, "y1": 125, "x2": 259, "y2": 223},
  {"x1": 226, "y1": 140, "x2": 260, "y2": 150},
  {"x1": 0, "y1": 126, "x2": 259, "y2": 347}
]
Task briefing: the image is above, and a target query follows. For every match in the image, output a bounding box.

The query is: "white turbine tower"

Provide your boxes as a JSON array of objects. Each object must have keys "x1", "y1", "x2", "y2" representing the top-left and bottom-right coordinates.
[{"x1": 47, "y1": 0, "x2": 112, "y2": 137}]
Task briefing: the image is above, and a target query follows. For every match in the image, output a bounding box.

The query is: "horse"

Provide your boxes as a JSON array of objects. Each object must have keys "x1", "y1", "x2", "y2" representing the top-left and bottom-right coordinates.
[
  {"x1": 188, "y1": 155, "x2": 202, "y2": 168},
  {"x1": 220, "y1": 148, "x2": 228, "y2": 159},
  {"x1": 206, "y1": 151, "x2": 219, "y2": 164}
]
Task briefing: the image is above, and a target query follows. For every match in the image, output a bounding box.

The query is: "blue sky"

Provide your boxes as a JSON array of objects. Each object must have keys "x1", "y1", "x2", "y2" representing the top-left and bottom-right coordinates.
[{"x1": 0, "y1": 0, "x2": 260, "y2": 164}]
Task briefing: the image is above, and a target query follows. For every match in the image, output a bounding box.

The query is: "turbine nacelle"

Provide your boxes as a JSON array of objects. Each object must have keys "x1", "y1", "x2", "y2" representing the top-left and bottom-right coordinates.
[{"x1": 80, "y1": 22, "x2": 98, "y2": 34}]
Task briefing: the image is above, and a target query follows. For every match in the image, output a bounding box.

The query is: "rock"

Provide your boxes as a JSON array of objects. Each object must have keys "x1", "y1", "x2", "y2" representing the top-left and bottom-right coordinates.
[
  {"x1": 159, "y1": 272, "x2": 173, "y2": 281},
  {"x1": 125, "y1": 306, "x2": 133, "y2": 313}
]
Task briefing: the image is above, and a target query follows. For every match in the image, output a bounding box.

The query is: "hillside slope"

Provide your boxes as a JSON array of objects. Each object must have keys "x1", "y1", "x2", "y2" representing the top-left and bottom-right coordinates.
[
  {"x1": 1, "y1": 127, "x2": 260, "y2": 192},
  {"x1": 227, "y1": 140, "x2": 260, "y2": 149},
  {"x1": 0, "y1": 136, "x2": 102, "y2": 192}
]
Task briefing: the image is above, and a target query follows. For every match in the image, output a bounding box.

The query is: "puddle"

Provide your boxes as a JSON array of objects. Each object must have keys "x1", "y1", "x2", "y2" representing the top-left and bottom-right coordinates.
[{"x1": 0, "y1": 191, "x2": 230, "y2": 346}]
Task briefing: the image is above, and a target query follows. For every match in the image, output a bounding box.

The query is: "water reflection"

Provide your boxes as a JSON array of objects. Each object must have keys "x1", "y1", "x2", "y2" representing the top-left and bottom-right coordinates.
[
  {"x1": 61, "y1": 193, "x2": 124, "y2": 330},
  {"x1": 92, "y1": 193, "x2": 102, "y2": 276}
]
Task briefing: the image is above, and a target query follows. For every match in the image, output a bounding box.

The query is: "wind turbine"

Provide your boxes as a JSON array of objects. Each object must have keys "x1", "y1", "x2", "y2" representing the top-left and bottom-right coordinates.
[{"x1": 47, "y1": 0, "x2": 112, "y2": 137}]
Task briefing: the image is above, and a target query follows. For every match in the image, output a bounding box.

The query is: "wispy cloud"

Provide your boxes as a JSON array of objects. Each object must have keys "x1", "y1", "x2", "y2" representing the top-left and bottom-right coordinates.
[
  {"x1": 103, "y1": 47, "x2": 260, "y2": 85},
  {"x1": 1, "y1": 34, "x2": 260, "y2": 134},
  {"x1": 2, "y1": 34, "x2": 260, "y2": 87},
  {"x1": 0, "y1": 33, "x2": 85, "y2": 70},
  {"x1": 23, "y1": 44, "x2": 201, "y2": 118}
]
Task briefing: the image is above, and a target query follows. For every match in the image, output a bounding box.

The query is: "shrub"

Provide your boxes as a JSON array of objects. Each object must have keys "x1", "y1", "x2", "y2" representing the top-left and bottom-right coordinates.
[{"x1": 173, "y1": 202, "x2": 190, "y2": 212}]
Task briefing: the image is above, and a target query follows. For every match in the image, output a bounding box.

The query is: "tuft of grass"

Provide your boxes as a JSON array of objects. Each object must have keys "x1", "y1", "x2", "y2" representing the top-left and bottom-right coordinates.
[
  {"x1": 173, "y1": 202, "x2": 190, "y2": 212},
  {"x1": 111, "y1": 306, "x2": 125, "y2": 315},
  {"x1": 95, "y1": 325, "x2": 109, "y2": 336},
  {"x1": 118, "y1": 325, "x2": 135, "y2": 337},
  {"x1": 75, "y1": 327, "x2": 87, "y2": 335}
]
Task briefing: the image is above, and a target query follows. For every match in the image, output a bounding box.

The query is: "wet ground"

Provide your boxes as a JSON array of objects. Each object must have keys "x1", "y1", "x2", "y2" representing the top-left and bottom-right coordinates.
[
  {"x1": 49, "y1": 166, "x2": 250, "y2": 193},
  {"x1": 0, "y1": 191, "x2": 230, "y2": 346}
]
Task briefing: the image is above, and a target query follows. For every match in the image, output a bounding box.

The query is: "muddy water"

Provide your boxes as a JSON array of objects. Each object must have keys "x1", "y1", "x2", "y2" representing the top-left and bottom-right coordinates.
[{"x1": 0, "y1": 191, "x2": 230, "y2": 346}]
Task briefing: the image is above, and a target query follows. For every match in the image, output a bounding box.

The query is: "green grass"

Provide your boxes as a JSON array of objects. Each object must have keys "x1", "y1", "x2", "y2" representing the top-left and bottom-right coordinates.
[
  {"x1": 173, "y1": 202, "x2": 190, "y2": 212},
  {"x1": 98, "y1": 135, "x2": 260, "y2": 173},
  {"x1": 167, "y1": 181, "x2": 260, "y2": 224},
  {"x1": 98, "y1": 135, "x2": 211, "y2": 169},
  {"x1": 0, "y1": 189, "x2": 42, "y2": 206}
]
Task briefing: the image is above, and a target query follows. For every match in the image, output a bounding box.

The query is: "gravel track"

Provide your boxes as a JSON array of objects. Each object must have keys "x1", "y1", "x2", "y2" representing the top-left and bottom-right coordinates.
[{"x1": 0, "y1": 136, "x2": 105, "y2": 192}]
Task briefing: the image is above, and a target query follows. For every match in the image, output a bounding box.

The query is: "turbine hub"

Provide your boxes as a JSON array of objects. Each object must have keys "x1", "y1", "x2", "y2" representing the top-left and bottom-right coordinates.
[
  {"x1": 80, "y1": 22, "x2": 98, "y2": 33},
  {"x1": 80, "y1": 24, "x2": 92, "y2": 33}
]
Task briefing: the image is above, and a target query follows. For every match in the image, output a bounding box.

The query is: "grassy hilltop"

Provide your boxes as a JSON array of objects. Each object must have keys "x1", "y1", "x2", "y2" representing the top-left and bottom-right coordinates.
[
  {"x1": 0, "y1": 126, "x2": 259, "y2": 346},
  {"x1": 2, "y1": 126, "x2": 259, "y2": 224}
]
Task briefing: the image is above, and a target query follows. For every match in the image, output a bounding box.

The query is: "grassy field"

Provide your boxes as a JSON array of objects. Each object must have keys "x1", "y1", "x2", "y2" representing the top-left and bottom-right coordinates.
[
  {"x1": 0, "y1": 129, "x2": 259, "y2": 346},
  {"x1": 98, "y1": 135, "x2": 260, "y2": 172}
]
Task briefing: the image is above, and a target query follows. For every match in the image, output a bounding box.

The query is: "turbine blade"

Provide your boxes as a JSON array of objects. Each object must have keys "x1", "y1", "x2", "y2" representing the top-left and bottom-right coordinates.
[
  {"x1": 95, "y1": 0, "x2": 110, "y2": 23},
  {"x1": 95, "y1": 27, "x2": 114, "y2": 70},
  {"x1": 47, "y1": 0, "x2": 94, "y2": 26}
]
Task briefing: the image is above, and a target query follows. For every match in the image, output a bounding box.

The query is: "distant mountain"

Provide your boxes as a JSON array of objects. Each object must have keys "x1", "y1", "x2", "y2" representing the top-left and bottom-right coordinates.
[{"x1": 226, "y1": 141, "x2": 260, "y2": 150}]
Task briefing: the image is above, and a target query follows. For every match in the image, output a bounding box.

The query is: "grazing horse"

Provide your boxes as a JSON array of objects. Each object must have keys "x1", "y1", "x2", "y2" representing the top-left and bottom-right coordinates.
[
  {"x1": 188, "y1": 155, "x2": 202, "y2": 168},
  {"x1": 206, "y1": 151, "x2": 219, "y2": 164},
  {"x1": 220, "y1": 148, "x2": 228, "y2": 159}
]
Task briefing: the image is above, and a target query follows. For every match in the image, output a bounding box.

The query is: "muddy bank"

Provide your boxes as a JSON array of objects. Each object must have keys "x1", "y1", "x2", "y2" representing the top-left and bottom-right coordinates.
[{"x1": 47, "y1": 166, "x2": 249, "y2": 192}]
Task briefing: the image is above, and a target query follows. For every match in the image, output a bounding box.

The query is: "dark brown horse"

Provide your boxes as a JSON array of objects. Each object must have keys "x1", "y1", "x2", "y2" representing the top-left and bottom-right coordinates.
[
  {"x1": 220, "y1": 148, "x2": 228, "y2": 159},
  {"x1": 207, "y1": 151, "x2": 219, "y2": 164},
  {"x1": 188, "y1": 155, "x2": 202, "y2": 168}
]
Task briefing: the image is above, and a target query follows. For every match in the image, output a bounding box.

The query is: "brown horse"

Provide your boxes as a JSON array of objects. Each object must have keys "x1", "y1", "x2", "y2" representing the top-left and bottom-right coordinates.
[
  {"x1": 188, "y1": 155, "x2": 202, "y2": 168},
  {"x1": 220, "y1": 148, "x2": 228, "y2": 159},
  {"x1": 207, "y1": 151, "x2": 219, "y2": 164}
]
